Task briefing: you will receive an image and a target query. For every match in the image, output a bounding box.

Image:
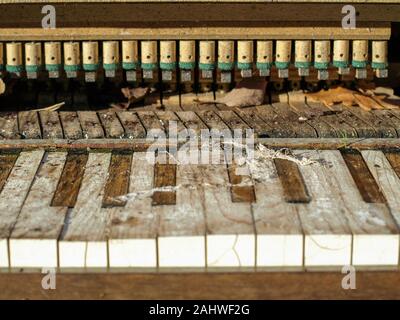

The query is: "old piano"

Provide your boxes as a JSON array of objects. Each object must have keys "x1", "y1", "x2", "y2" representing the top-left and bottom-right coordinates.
[{"x1": 0, "y1": 0, "x2": 399, "y2": 299}]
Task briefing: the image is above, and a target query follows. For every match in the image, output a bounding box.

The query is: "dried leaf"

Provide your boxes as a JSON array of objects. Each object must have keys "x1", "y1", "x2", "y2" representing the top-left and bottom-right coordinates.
[
  {"x1": 305, "y1": 86, "x2": 399, "y2": 111},
  {"x1": 112, "y1": 86, "x2": 151, "y2": 110}
]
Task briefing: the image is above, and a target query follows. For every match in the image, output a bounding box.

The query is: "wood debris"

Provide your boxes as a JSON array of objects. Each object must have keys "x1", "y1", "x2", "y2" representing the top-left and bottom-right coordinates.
[{"x1": 35, "y1": 102, "x2": 65, "y2": 112}]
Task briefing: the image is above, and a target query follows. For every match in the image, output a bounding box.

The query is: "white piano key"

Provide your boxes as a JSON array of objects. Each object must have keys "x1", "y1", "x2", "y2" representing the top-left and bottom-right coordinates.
[
  {"x1": 362, "y1": 151, "x2": 400, "y2": 227},
  {"x1": 157, "y1": 161, "x2": 206, "y2": 268},
  {"x1": 59, "y1": 241, "x2": 107, "y2": 268},
  {"x1": 59, "y1": 152, "x2": 111, "y2": 268},
  {"x1": 9, "y1": 152, "x2": 67, "y2": 268},
  {"x1": 10, "y1": 239, "x2": 57, "y2": 268},
  {"x1": 360, "y1": 150, "x2": 400, "y2": 265},
  {"x1": 311, "y1": 150, "x2": 399, "y2": 267},
  {"x1": 250, "y1": 159, "x2": 303, "y2": 267},
  {"x1": 294, "y1": 150, "x2": 352, "y2": 268},
  {"x1": 0, "y1": 150, "x2": 44, "y2": 267},
  {"x1": 201, "y1": 164, "x2": 255, "y2": 267},
  {"x1": 108, "y1": 152, "x2": 157, "y2": 268}
]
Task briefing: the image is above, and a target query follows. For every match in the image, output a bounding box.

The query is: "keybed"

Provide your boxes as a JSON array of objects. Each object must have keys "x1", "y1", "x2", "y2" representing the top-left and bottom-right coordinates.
[{"x1": 0, "y1": 40, "x2": 388, "y2": 84}]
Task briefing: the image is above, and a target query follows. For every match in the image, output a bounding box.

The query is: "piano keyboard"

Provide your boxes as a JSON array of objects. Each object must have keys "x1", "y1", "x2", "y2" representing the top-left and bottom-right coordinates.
[{"x1": 0, "y1": 147, "x2": 399, "y2": 270}]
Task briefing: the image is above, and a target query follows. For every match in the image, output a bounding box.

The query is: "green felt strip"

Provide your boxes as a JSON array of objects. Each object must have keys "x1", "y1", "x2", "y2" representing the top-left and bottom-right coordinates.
[
  {"x1": 333, "y1": 61, "x2": 349, "y2": 68},
  {"x1": 46, "y1": 64, "x2": 61, "y2": 72},
  {"x1": 64, "y1": 65, "x2": 81, "y2": 72},
  {"x1": 256, "y1": 62, "x2": 272, "y2": 70},
  {"x1": 218, "y1": 62, "x2": 234, "y2": 71},
  {"x1": 0, "y1": 65, "x2": 4, "y2": 71},
  {"x1": 371, "y1": 62, "x2": 388, "y2": 69},
  {"x1": 275, "y1": 61, "x2": 290, "y2": 69},
  {"x1": 295, "y1": 61, "x2": 311, "y2": 68},
  {"x1": 26, "y1": 65, "x2": 41, "y2": 72},
  {"x1": 160, "y1": 62, "x2": 177, "y2": 70},
  {"x1": 141, "y1": 62, "x2": 158, "y2": 70},
  {"x1": 237, "y1": 62, "x2": 253, "y2": 70},
  {"x1": 6, "y1": 65, "x2": 24, "y2": 73},
  {"x1": 122, "y1": 62, "x2": 140, "y2": 70},
  {"x1": 179, "y1": 62, "x2": 196, "y2": 70},
  {"x1": 83, "y1": 63, "x2": 100, "y2": 71},
  {"x1": 314, "y1": 62, "x2": 329, "y2": 69},
  {"x1": 352, "y1": 60, "x2": 368, "y2": 68},
  {"x1": 199, "y1": 63, "x2": 215, "y2": 70},
  {"x1": 103, "y1": 63, "x2": 120, "y2": 71}
]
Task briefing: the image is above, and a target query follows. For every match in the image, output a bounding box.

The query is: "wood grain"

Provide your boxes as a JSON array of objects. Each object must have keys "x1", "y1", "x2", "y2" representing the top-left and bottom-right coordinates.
[
  {"x1": 77, "y1": 111, "x2": 105, "y2": 139},
  {"x1": 9, "y1": 152, "x2": 68, "y2": 268},
  {"x1": 0, "y1": 112, "x2": 19, "y2": 139},
  {"x1": 18, "y1": 111, "x2": 42, "y2": 139},
  {"x1": 152, "y1": 162, "x2": 177, "y2": 206},
  {"x1": 117, "y1": 111, "x2": 146, "y2": 139},
  {"x1": 274, "y1": 158, "x2": 310, "y2": 203},
  {"x1": 98, "y1": 111, "x2": 125, "y2": 139},
  {"x1": 1, "y1": 271, "x2": 400, "y2": 300},
  {"x1": 52, "y1": 152, "x2": 88, "y2": 208},
  {"x1": 342, "y1": 151, "x2": 386, "y2": 203},
  {"x1": 39, "y1": 111, "x2": 64, "y2": 139},
  {"x1": 102, "y1": 152, "x2": 131, "y2": 207},
  {"x1": 0, "y1": 153, "x2": 18, "y2": 194},
  {"x1": 59, "y1": 111, "x2": 83, "y2": 140}
]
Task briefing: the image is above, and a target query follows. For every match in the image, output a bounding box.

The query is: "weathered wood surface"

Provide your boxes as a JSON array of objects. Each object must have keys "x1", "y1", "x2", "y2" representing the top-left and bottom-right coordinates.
[
  {"x1": 306, "y1": 101, "x2": 358, "y2": 138},
  {"x1": 295, "y1": 150, "x2": 353, "y2": 267},
  {"x1": 9, "y1": 152, "x2": 68, "y2": 267},
  {"x1": 304, "y1": 150, "x2": 399, "y2": 266},
  {"x1": 0, "y1": 113, "x2": 19, "y2": 139},
  {"x1": 152, "y1": 162, "x2": 177, "y2": 206},
  {"x1": 256, "y1": 105, "x2": 296, "y2": 137},
  {"x1": 0, "y1": 147, "x2": 398, "y2": 269},
  {"x1": 157, "y1": 163, "x2": 207, "y2": 267},
  {"x1": 52, "y1": 152, "x2": 88, "y2": 208},
  {"x1": 59, "y1": 152, "x2": 111, "y2": 267},
  {"x1": 156, "y1": 110, "x2": 186, "y2": 134},
  {"x1": 0, "y1": 153, "x2": 18, "y2": 193},
  {"x1": 342, "y1": 151, "x2": 386, "y2": 203},
  {"x1": 0, "y1": 150, "x2": 44, "y2": 267},
  {"x1": 250, "y1": 157, "x2": 303, "y2": 267},
  {"x1": 39, "y1": 111, "x2": 63, "y2": 139},
  {"x1": 77, "y1": 111, "x2": 105, "y2": 139},
  {"x1": 201, "y1": 163, "x2": 255, "y2": 267},
  {"x1": 0, "y1": 106, "x2": 399, "y2": 140},
  {"x1": 234, "y1": 108, "x2": 272, "y2": 138},
  {"x1": 107, "y1": 152, "x2": 157, "y2": 267},
  {"x1": 175, "y1": 111, "x2": 208, "y2": 136},
  {"x1": 116, "y1": 111, "x2": 146, "y2": 139},
  {"x1": 1, "y1": 271, "x2": 400, "y2": 300},
  {"x1": 102, "y1": 152, "x2": 131, "y2": 207},
  {"x1": 227, "y1": 162, "x2": 256, "y2": 203},
  {"x1": 271, "y1": 102, "x2": 317, "y2": 138},
  {"x1": 274, "y1": 158, "x2": 310, "y2": 203},
  {"x1": 98, "y1": 111, "x2": 125, "y2": 139},
  {"x1": 363, "y1": 151, "x2": 400, "y2": 228},
  {"x1": 18, "y1": 111, "x2": 42, "y2": 139},
  {"x1": 196, "y1": 110, "x2": 230, "y2": 131},
  {"x1": 59, "y1": 111, "x2": 83, "y2": 140}
]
